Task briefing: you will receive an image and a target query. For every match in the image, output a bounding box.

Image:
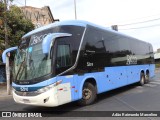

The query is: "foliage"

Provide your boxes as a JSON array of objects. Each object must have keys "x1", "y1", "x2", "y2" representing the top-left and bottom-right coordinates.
[
  {"x1": 155, "y1": 63, "x2": 160, "y2": 68},
  {"x1": 0, "y1": 2, "x2": 34, "y2": 63}
]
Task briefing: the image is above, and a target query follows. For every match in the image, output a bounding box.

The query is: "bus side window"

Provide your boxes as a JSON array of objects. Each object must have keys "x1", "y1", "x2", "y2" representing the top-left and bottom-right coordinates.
[{"x1": 56, "y1": 44, "x2": 71, "y2": 68}]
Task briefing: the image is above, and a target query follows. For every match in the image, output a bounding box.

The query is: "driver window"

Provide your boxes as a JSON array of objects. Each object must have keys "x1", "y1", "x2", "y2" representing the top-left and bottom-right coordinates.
[{"x1": 56, "y1": 44, "x2": 71, "y2": 68}]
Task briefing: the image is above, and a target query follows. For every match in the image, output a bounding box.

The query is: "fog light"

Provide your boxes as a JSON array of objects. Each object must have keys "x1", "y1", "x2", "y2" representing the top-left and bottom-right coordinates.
[{"x1": 44, "y1": 97, "x2": 49, "y2": 103}]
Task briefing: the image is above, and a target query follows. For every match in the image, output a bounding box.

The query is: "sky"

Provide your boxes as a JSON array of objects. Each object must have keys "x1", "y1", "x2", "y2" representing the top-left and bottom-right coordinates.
[{"x1": 12, "y1": 0, "x2": 160, "y2": 51}]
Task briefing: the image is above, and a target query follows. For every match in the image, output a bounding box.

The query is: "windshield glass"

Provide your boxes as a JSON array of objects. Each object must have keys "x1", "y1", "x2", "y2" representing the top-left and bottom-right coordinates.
[
  {"x1": 13, "y1": 33, "x2": 52, "y2": 81},
  {"x1": 13, "y1": 25, "x2": 85, "y2": 83}
]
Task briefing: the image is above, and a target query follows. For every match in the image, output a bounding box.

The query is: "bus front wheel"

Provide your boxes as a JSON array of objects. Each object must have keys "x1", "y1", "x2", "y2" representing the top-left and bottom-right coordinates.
[{"x1": 78, "y1": 82, "x2": 97, "y2": 106}]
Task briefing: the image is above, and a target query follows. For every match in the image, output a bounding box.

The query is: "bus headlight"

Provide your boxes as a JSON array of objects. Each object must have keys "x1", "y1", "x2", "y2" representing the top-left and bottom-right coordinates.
[
  {"x1": 13, "y1": 80, "x2": 62, "y2": 96},
  {"x1": 37, "y1": 80, "x2": 62, "y2": 94},
  {"x1": 37, "y1": 84, "x2": 55, "y2": 93}
]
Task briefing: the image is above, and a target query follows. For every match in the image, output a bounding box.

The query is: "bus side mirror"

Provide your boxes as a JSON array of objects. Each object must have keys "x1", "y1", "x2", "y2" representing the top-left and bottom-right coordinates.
[
  {"x1": 2, "y1": 46, "x2": 18, "y2": 63},
  {"x1": 42, "y1": 33, "x2": 72, "y2": 54}
]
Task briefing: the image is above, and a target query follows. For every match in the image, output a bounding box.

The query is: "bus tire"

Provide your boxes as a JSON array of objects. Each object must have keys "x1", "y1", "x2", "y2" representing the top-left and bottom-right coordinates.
[
  {"x1": 139, "y1": 73, "x2": 145, "y2": 86},
  {"x1": 145, "y1": 72, "x2": 150, "y2": 84},
  {"x1": 78, "y1": 82, "x2": 97, "y2": 106}
]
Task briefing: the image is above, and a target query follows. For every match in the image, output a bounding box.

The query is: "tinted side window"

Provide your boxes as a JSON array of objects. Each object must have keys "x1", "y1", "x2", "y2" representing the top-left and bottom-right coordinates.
[
  {"x1": 56, "y1": 44, "x2": 71, "y2": 68},
  {"x1": 80, "y1": 26, "x2": 106, "y2": 70}
]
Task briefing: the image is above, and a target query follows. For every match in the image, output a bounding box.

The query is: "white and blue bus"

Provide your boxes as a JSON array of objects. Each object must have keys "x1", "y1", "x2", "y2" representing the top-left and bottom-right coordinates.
[{"x1": 2, "y1": 20, "x2": 155, "y2": 107}]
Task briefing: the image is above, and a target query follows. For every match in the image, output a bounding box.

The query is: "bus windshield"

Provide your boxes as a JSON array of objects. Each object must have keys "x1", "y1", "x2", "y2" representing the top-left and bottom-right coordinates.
[
  {"x1": 13, "y1": 34, "x2": 52, "y2": 81},
  {"x1": 12, "y1": 25, "x2": 85, "y2": 83}
]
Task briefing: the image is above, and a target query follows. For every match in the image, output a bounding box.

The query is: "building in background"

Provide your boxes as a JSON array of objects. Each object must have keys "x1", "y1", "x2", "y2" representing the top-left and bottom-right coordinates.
[
  {"x1": 154, "y1": 48, "x2": 160, "y2": 63},
  {"x1": 157, "y1": 48, "x2": 160, "y2": 53},
  {"x1": 20, "y1": 6, "x2": 59, "y2": 28}
]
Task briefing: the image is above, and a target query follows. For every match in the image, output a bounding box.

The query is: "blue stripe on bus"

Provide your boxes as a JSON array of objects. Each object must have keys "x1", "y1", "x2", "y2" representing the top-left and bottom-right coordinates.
[
  {"x1": 12, "y1": 64, "x2": 155, "y2": 102},
  {"x1": 12, "y1": 77, "x2": 57, "y2": 92},
  {"x1": 73, "y1": 64, "x2": 155, "y2": 101},
  {"x1": 55, "y1": 64, "x2": 155, "y2": 101}
]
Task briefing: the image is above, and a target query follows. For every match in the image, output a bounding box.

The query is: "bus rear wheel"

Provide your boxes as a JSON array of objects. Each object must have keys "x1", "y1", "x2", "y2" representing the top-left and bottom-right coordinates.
[
  {"x1": 145, "y1": 73, "x2": 150, "y2": 84},
  {"x1": 139, "y1": 73, "x2": 145, "y2": 86},
  {"x1": 78, "y1": 82, "x2": 97, "y2": 106}
]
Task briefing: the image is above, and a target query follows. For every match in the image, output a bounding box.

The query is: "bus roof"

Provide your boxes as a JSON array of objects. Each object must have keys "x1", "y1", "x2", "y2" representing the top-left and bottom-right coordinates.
[
  {"x1": 22, "y1": 20, "x2": 89, "y2": 38},
  {"x1": 22, "y1": 20, "x2": 116, "y2": 38},
  {"x1": 22, "y1": 20, "x2": 150, "y2": 45}
]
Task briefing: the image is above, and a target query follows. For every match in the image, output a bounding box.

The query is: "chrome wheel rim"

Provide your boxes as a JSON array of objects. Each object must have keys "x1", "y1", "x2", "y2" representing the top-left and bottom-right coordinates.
[{"x1": 82, "y1": 88, "x2": 92, "y2": 100}]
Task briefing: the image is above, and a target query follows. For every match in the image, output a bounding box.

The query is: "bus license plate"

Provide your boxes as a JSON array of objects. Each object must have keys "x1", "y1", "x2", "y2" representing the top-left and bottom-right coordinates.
[{"x1": 23, "y1": 99, "x2": 30, "y2": 103}]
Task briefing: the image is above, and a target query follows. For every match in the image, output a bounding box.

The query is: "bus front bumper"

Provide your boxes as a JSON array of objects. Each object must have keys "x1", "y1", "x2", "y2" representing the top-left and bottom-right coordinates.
[{"x1": 12, "y1": 87, "x2": 59, "y2": 107}]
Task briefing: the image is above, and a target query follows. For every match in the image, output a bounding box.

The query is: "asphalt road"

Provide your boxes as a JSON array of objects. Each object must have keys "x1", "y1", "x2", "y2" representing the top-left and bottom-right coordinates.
[{"x1": 1, "y1": 69, "x2": 160, "y2": 120}]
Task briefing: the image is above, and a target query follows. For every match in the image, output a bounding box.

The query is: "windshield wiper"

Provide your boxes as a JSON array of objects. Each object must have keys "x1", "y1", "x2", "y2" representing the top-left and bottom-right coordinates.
[{"x1": 15, "y1": 59, "x2": 26, "y2": 80}]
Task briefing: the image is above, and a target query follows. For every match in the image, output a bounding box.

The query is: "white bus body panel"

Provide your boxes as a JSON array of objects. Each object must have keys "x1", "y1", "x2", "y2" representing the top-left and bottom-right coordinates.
[{"x1": 13, "y1": 83, "x2": 72, "y2": 107}]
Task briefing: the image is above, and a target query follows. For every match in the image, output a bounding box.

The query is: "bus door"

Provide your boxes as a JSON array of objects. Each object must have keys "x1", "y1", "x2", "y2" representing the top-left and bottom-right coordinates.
[
  {"x1": 56, "y1": 75, "x2": 73, "y2": 105},
  {"x1": 55, "y1": 43, "x2": 74, "y2": 105}
]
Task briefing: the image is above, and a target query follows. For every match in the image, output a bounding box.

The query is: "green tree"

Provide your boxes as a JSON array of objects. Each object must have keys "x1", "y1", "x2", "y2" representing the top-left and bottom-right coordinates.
[{"x1": 0, "y1": 2, "x2": 34, "y2": 62}]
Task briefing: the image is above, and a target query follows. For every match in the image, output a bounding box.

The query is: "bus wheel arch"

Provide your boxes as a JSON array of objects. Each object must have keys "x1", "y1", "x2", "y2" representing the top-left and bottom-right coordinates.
[
  {"x1": 78, "y1": 78, "x2": 97, "y2": 106},
  {"x1": 139, "y1": 70, "x2": 145, "y2": 86}
]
